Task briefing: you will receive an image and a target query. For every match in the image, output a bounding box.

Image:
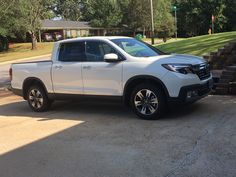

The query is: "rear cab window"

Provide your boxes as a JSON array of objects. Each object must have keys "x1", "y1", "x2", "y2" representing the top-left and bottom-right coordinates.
[{"x1": 59, "y1": 42, "x2": 86, "y2": 62}]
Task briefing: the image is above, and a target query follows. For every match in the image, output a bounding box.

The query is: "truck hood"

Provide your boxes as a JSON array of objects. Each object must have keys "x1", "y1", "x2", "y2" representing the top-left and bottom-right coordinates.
[{"x1": 137, "y1": 54, "x2": 206, "y2": 65}]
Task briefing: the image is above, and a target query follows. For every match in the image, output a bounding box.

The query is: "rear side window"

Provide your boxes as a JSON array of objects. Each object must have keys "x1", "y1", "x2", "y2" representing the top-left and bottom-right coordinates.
[{"x1": 59, "y1": 42, "x2": 86, "y2": 62}]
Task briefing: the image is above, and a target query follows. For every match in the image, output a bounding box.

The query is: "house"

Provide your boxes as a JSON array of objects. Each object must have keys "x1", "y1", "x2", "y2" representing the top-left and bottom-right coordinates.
[{"x1": 39, "y1": 19, "x2": 121, "y2": 42}]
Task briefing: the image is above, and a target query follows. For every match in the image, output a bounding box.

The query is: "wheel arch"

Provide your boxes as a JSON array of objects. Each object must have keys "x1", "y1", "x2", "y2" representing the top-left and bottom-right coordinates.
[
  {"x1": 123, "y1": 75, "x2": 169, "y2": 106},
  {"x1": 22, "y1": 77, "x2": 48, "y2": 100}
]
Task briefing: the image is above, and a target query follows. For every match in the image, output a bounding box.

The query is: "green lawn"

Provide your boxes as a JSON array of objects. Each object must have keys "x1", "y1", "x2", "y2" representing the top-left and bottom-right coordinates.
[
  {"x1": 0, "y1": 42, "x2": 53, "y2": 63},
  {"x1": 142, "y1": 38, "x2": 184, "y2": 44},
  {"x1": 155, "y1": 31, "x2": 236, "y2": 56}
]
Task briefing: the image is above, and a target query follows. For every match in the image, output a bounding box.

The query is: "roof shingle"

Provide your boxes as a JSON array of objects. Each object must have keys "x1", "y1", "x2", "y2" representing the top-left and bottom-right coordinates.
[{"x1": 41, "y1": 19, "x2": 92, "y2": 29}]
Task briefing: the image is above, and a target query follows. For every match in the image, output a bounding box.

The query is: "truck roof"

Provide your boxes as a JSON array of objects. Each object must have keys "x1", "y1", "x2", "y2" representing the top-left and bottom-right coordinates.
[{"x1": 57, "y1": 36, "x2": 131, "y2": 44}]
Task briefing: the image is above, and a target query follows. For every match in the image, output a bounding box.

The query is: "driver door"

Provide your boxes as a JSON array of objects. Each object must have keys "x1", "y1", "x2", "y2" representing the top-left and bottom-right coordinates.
[{"x1": 82, "y1": 40, "x2": 123, "y2": 96}]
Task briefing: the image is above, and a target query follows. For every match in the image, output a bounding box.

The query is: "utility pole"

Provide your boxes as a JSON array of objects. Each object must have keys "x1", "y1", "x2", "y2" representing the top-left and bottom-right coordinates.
[
  {"x1": 150, "y1": 0, "x2": 155, "y2": 44},
  {"x1": 173, "y1": 6, "x2": 177, "y2": 39},
  {"x1": 212, "y1": 15, "x2": 215, "y2": 34}
]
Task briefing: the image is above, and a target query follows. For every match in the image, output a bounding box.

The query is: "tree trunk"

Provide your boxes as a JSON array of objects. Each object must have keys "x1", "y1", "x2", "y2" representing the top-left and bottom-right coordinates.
[
  {"x1": 31, "y1": 32, "x2": 37, "y2": 50},
  {"x1": 133, "y1": 29, "x2": 136, "y2": 37}
]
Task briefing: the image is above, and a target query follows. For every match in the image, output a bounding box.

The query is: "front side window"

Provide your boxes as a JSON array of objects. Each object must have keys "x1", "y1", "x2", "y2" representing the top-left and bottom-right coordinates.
[
  {"x1": 85, "y1": 41, "x2": 117, "y2": 62},
  {"x1": 111, "y1": 38, "x2": 164, "y2": 57},
  {"x1": 59, "y1": 42, "x2": 86, "y2": 62}
]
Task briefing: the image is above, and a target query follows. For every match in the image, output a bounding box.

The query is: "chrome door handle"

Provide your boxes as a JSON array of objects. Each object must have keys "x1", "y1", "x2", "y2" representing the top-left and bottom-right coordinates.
[
  {"x1": 83, "y1": 66, "x2": 91, "y2": 70},
  {"x1": 55, "y1": 65, "x2": 63, "y2": 69}
]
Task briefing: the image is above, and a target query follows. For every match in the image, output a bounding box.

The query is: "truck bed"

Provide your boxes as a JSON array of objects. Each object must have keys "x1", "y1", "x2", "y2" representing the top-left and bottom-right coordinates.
[{"x1": 11, "y1": 60, "x2": 54, "y2": 93}]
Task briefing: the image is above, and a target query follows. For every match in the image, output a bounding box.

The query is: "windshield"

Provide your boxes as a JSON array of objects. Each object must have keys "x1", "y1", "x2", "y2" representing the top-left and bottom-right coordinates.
[{"x1": 110, "y1": 38, "x2": 165, "y2": 57}]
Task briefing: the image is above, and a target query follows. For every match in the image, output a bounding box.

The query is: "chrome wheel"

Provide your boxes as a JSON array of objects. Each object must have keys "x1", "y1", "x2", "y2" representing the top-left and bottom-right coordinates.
[
  {"x1": 28, "y1": 89, "x2": 44, "y2": 109},
  {"x1": 134, "y1": 89, "x2": 158, "y2": 115}
]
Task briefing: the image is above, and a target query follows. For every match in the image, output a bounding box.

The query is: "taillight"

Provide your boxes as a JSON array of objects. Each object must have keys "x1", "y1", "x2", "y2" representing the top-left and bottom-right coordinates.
[{"x1": 9, "y1": 68, "x2": 12, "y2": 81}]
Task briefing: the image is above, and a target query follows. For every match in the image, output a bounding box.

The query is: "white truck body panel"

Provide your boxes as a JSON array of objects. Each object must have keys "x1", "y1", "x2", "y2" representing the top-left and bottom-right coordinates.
[
  {"x1": 11, "y1": 61, "x2": 54, "y2": 93},
  {"x1": 52, "y1": 61, "x2": 83, "y2": 94}
]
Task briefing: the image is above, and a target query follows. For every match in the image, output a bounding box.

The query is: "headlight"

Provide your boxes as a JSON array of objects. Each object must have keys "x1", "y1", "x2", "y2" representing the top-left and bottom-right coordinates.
[{"x1": 162, "y1": 64, "x2": 193, "y2": 74}]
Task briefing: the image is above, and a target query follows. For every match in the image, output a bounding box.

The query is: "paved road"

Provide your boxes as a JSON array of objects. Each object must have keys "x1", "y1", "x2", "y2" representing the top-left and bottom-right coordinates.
[
  {"x1": 0, "y1": 56, "x2": 50, "y2": 89},
  {"x1": 0, "y1": 63, "x2": 11, "y2": 88},
  {"x1": 0, "y1": 93, "x2": 235, "y2": 177}
]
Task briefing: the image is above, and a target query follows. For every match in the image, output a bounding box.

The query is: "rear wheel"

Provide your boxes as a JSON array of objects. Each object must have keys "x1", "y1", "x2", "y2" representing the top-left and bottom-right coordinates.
[
  {"x1": 130, "y1": 83, "x2": 167, "y2": 120},
  {"x1": 27, "y1": 85, "x2": 51, "y2": 112}
]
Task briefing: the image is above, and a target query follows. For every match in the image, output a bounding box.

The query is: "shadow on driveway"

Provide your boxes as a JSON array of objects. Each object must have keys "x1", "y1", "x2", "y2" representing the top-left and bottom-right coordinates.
[{"x1": 0, "y1": 95, "x2": 235, "y2": 177}]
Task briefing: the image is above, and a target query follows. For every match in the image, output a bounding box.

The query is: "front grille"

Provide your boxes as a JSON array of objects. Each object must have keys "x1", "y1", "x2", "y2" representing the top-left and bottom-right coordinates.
[{"x1": 192, "y1": 63, "x2": 211, "y2": 80}]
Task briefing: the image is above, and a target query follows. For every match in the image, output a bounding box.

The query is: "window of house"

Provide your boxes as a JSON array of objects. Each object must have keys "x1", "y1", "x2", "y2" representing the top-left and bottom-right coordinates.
[{"x1": 66, "y1": 30, "x2": 71, "y2": 38}]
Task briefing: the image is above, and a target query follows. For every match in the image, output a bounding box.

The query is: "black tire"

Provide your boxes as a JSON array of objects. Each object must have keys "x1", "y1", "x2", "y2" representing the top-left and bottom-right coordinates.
[
  {"x1": 130, "y1": 83, "x2": 167, "y2": 120},
  {"x1": 26, "y1": 85, "x2": 52, "y2": 112}
]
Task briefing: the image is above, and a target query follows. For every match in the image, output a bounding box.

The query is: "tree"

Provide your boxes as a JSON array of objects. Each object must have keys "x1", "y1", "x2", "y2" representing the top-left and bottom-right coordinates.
[
  {"x1": 125, "y1": 0, "x2": 150, "y2": 35},
  {"x1": 20, "y1": 0, "x2": 54, "y2": 50},
  {"x1": 0, "y1": 0, "x2": 22, "y2": 51},
  {"x1": 153, "y1": 0, "x2": 175, "y2": 39},
  {"x1": 54, "y1": 0, "x2": 81, "y2": 21},
  {"x1": 224, "y1": 0, "x2": 236, "y2": 31},
  {"x1": 125, "y1": 0, "x2": 174, "y2": 38},
  {"x1": 172, "y1": 0, "x2": 227, "y2": 36},
  {"x1": 0, "y1": 0, "x2": 16, "y2": 37},
  {"x1": 80, "y1": 0, "x2": 123, "y2": 27}
]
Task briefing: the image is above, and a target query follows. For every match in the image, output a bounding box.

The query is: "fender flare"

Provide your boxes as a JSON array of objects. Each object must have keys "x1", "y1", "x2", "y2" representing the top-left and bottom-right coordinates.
[
  {"x1": 123, "y1": 75, "x2": 170, "y2": 101},
  {"x1": 22, "y1": 77, "x2": 48, "y2": 99}
]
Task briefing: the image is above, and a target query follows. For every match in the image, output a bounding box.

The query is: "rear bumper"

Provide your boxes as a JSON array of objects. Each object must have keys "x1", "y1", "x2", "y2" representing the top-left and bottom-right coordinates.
[{"x1": 168, "y1": 79, "x2": 213, "y2": 104}]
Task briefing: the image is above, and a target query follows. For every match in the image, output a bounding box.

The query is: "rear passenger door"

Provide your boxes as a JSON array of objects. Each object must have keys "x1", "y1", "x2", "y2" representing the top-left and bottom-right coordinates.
[
  {"x1": 82, "y1": 40, "x2": 123, "y2": 96},
  {"x1": 52, "y1": 42, "x2": 85, "y2": 94}
]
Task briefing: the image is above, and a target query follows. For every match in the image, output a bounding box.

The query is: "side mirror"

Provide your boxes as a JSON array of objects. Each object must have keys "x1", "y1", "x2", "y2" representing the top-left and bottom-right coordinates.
[{"x1": 104, "y1": 53, "x2": 119, "y2": 62}]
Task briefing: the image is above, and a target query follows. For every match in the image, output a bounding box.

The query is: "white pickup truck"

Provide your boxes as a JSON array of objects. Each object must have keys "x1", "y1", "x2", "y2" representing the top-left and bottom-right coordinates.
[{"x1": 10, "y1": 37, "x2": 213, "y2": 119}]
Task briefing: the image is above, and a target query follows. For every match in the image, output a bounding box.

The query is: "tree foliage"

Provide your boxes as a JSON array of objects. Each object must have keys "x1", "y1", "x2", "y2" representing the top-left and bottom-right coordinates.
[
  {"x1": 56, "y1": 0, "x2": 174, "y2": 37},
  {"x1": 20, "y1": 0, "x2": 54, "y2": 49},
  {"x1": 0, "y1": 0, "x2": 26, "y2": 51},
  {"x1": 172, "y1": 0, "x2": 236, "y2": 36},
  {"x1": 123, "y1": 0, "x2": 174, "y2": 37},
  {"x1": 53, "y1": 0, "x2": 81, "y2": 21},
  {"x1": 0, "y1": 0, "x2": 54, "y2": 50},
  {"x1": 0, "y1": 0, "x2": 24, "y2": 37},
  {"x1": 1, "y1": 0, "x2": 236, "y2": 51},
  {"x1": 224, "y1": 0, "x2": 236, "y2": 31},
  {"x1": 80, "y1": 0, "x2": 122, "y2": 27},
  {"x1": 153, "y1": 0, "x2": 175, "y2": 38}
]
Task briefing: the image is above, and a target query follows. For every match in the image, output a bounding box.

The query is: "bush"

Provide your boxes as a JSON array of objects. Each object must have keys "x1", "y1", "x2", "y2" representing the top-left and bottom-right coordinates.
[{"x1": 0, "y1": 36, "x2": 9, "y2": 52}]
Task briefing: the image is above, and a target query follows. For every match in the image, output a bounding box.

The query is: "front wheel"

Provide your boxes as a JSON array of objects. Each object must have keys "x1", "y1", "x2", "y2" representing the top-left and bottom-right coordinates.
[
  {"x1": 27, "y1": 85, "x2": 52, "y2": 112},
  {"x1": 130, "y1": 84, "x2": 167, "y2": 120}
]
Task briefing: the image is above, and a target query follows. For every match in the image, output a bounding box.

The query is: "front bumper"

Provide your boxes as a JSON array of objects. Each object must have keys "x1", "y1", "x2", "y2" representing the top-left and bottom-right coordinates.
[{"x1": 168, "y1": 79, "x2": 213, "y2": 104}]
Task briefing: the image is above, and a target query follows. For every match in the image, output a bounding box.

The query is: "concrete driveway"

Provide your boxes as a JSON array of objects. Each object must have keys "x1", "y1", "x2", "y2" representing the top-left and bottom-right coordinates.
[{"x1": 0, "y1": 92, "x2": 235, "y2": 177}]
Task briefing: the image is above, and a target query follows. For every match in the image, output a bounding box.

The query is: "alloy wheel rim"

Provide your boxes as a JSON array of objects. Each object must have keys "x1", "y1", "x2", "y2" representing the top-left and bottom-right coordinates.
[
  {"x1": 134, "y1": 89, "x2": 158, "y2": 115},
  {"x1": 29, "y1": 89, "x2": 44, "y2": 109}
]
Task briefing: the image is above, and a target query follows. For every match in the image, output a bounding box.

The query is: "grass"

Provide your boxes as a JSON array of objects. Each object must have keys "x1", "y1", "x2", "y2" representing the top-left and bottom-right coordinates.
[
  {"x1": 142, "y1": 38, "x2": 184, "y2": 44},
  {"x1": 0, "y1": 42, "x2": 53, "y2": 63},
  {"x1": 155, "y1": 31, "x2": 236, "y2": 56}
]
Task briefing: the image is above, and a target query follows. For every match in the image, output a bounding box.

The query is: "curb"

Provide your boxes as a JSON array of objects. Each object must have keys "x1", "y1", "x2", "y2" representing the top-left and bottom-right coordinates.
[{"x1": 0, "y1": 54, "x2": 51, "y2": 66}]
